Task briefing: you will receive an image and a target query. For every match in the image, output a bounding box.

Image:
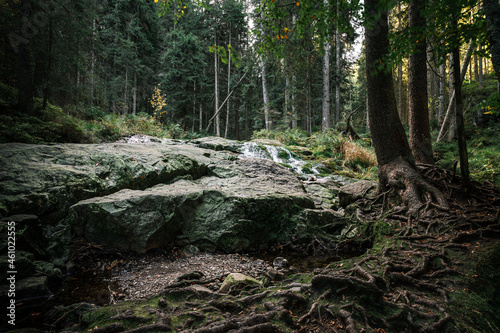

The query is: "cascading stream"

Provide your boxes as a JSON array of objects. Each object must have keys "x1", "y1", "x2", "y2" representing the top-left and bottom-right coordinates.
[{"x1": 240, "y1": 142, "x2": 320, "y2": 176}]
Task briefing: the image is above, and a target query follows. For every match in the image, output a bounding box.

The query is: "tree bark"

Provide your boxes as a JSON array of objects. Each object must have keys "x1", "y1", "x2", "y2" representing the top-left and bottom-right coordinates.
[
  {"x1": 225, "y1": 32, "x2": 232, "y2": 139},
  {"x1": 291, "y1": 75, "x2": 297, "y2": 129},
  {"x1": 483, "y1": 0, "x2": 500, "y2": 104},
  {"x1": 365, "y1": 0, "x2": 448, "y2": 214},
  {"x1": 215, "y1": 38, "x2": 220, "y2": 136},
  {"x1": 408, "y1": 0, "x2": 433, "y2": 164},
  {"x1": 438, "y1": 59, "x2": 446, "y2": 127},
  {"x1": 436, "y1": 40, "x2": 474, "y2": 143},
  {"x1": 322, "y1": 35, "x2": 331, "y2": 131},
  {"x1": 285, "y1": 73, "x2": 291, "y2": 129},
  {"x1": 132, "y1": 72, "x2": 137, "y2": 115},
  {"x1": 261, "y1": 59, "x2": 271, "y2": 131},
  {"x1": 322, "y1": 0, "x2": 331, "y2": 131},
  {"x1": 17, "y1": 0, "x2": 34, "y2": 115},
  {"x1": 452, "y1": 19, "x2": 471, "y2": 190},
  {"x1": 335, "y1": 24, "x2": 341, "y2": 125},
  {"x1": 478, "y1": 42, "x2": 484, "y2": 86},
  {"x1": 397, "y1": 0, "x2": 403, "y2": 119}
]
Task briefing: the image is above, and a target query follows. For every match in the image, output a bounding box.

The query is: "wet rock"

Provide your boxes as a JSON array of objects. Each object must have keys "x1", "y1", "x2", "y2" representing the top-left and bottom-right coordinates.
[
  {"x1": 250, "y1": 139, "x2": 285, "y2": 147},
  {"x1": 219, "y1": 273, "x2": 261, "y2": 293},
  {"x1": 273, "y1": 257, "x2": 289, "y2": 268},
  {"x1": 338, "y1": 180, "x2": 377, "y2": 208},
  {"x1": 192, "y1": 136, "x2": 242, "y2": 153}
]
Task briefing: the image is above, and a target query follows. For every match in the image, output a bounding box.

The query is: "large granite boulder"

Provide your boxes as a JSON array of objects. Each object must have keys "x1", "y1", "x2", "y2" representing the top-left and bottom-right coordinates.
[{"x1": 69, "y1": 158, "x2": 315, "y2": 253}]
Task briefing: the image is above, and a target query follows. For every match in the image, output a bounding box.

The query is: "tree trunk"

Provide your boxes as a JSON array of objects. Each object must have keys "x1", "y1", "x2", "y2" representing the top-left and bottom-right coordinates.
[
  {"x1": 483, "y1": 0, "x2": 500, "y2": 104},
  {"x1": 17, "y1": 0, "x2": 34, "y2": 115},
  {"x1": 225, "y1": 32, "x2": 232, "y2": 139},
  {"x1": 199, "y1": 103, "x2": 203, "y2": 132},
  {"x1": 447, "y1": 53, "x2": 455, "y2": 141},
  {"x1": 235, "y1": 91, "x2": 240, "y2": 140},
  {"x1": 307, "y1": 70, "x2": 312, "y2": 133},
  {"x1": 478, "y1": 42, "x2": 484, "y2": 86},
  {"x1": 192, "y1": 82, "x2": 196, "y2": 133},
  {"x1": 408, "y1": 0, "x2": 433, "y2": 164},
  {"x1": 244, "y1": 94, "x2": 249, "y2": 140},
  {"x1": 335, "y1": 27, "x2": 341, "y2": 125},
  {"x1": 452, "y1": 20, "x2": 471, "y2": 190},
  {"x1": 123, "y1": 67, "x2": 128, "y2": 116},
  {"x1": 215, "y1": 38, "x2": 220, "y2": 136},
  {"x1": 292, "y1": 75, "x2": 297, "y2": 129},
  {"x1": 365, "y1": 0, "x2": 448, "y2": 214},
  {"x1": 322, "y1": 36, "x2": 331, "y2": 130},
  {"x1": 261, "y1": 59, "x2": 271, "y2": 131},
  {"x1": 42, "y1": 17, "x2": 53, "y2": 110},
  {"x1": 436, "y1": 40, "x2": 474, "y2": 143},
  {"x1": 438, "y1": 59, "x2": 446, "y2": 127},
  {"x1": 397, "y1": 0, "x2": 403, "y2": 119},
  {"x1": 132, "y1": 72, "x2": 137, "y2": 115},
  {"x1": 285, "y1": 73, "x2": 291, "y2": 129}
]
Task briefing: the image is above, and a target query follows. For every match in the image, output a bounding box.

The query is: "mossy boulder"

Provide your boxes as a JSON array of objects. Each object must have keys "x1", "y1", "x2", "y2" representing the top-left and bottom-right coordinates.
[
  {"x1": 219, "y1": 273, "x2": 262, "y2": 293},
  {"x1": 69, "y1": 158, "x2": 315, "y2": 253}
]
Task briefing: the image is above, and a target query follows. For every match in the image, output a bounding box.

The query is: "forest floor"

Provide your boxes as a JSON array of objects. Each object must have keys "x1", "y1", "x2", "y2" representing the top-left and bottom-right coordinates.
[{"x1": 49, "y1": 164, "x2": 500, "y2": 333}]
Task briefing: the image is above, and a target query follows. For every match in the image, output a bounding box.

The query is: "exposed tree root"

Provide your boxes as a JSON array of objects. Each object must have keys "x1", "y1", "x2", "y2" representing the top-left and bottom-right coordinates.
[{"x1": 379, "y1": 157, "x2": 450, "y2": 216}]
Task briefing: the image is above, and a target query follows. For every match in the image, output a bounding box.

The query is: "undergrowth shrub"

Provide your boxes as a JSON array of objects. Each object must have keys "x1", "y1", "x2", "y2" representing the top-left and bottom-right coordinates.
[
  {"x1": 251, "y1": 128, "x2": 308, "y2": 146},
  {"x1": 341, "y1": 141, "x2": 377, "y2": 169},
  {"x1": 0, "y1": 98, "x2": 92, "y2": 143}
]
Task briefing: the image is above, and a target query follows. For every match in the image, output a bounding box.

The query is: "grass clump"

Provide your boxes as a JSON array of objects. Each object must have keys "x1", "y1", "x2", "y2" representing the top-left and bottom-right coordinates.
[
  {"x1": 252, "y1": 128, "x2": 308, "y2": 146},
  {"x1": 434, "y1": 126, "x2": 500, "y2": 185}
]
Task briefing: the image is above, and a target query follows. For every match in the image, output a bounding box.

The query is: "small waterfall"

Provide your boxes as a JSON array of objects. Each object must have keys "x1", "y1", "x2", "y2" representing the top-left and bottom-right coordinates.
[{"x1": 241, "y1": 142, "x2": 319, "y2": 175}]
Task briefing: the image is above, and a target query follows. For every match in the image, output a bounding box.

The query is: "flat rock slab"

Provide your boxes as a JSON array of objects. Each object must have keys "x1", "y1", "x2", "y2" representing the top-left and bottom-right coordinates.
[{"x1": 0, "y1": 142, "x2": 237, "y2": 218}]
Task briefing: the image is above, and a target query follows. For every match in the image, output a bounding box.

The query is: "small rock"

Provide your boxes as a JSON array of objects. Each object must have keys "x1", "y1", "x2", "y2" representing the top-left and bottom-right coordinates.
[
  {"x1": 190, "y1": 284, "x2": 214, "y2": 295},
  {"x1": 158, "y1": 297, "x2": 168, "y2": 307},
  {"x1": 219, "y1": 273, "x2": 261, "y2": 293},
  {"x1": 338, "y1": 180, "x2": 377, "y2": 208},
  {"x1": 265, "y1": 268, "x2": 284, "y2": 281},
  {"x1": 176, "y1": 271, "x2": 204, "y2": 282},
  {"x1": 273, "y1": 257, "x2": 289, "y2": 268},
  {"x1": 183, "y1": 245, "x2": 200, "y2": 258}
]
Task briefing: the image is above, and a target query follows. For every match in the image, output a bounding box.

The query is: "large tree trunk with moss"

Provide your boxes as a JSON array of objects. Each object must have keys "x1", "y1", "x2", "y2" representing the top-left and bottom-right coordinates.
[
  {"x1": 408, "y1": 0, "x2": 433, "y2": 164},
  {"x1": 365, "y1": 0, "x2": 448, "y2": 214},
  {"x1": 483, "y1": 0, "x2": 500, "y2": 104}
]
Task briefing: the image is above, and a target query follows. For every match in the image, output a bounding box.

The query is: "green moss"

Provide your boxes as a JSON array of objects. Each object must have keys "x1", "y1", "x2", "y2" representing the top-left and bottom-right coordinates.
[
  {"x1": 447, "y1": 242, "x2": 500, "y2": 332},
  {"x1": 449, "y1": 290, "x2": 500, "y2": 332},
  {"x1": 80, "y1": 300, "x2": 157, "y2": 331}
]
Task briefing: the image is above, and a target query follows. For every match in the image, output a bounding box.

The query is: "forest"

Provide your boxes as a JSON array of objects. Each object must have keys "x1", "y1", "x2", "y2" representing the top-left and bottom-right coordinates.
[
  {"x1": 1, "y1": 0, "x2": 500, "y2": 332},
  {"x1": 1, "y1": 0, "x2": 499, "y2": 184}
]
